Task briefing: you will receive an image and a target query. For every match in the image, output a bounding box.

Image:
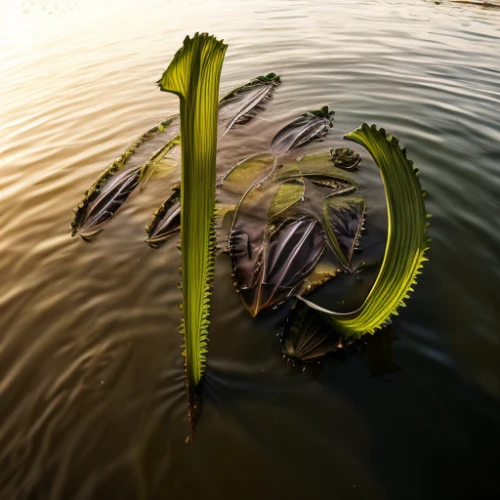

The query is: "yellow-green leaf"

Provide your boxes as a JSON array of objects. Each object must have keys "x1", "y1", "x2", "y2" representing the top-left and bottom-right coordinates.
[
  {"x1": 158, "y1": 33, "x2": 227, "y2": 430},
  {"x1": 300, "y1": 124, "x2": 430, "y2": 337}
]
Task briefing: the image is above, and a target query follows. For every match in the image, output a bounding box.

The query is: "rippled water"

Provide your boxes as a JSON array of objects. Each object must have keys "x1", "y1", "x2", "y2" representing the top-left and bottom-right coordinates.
[{"x1": 1, "y1": 0, "x2": 500, "y2": 498}]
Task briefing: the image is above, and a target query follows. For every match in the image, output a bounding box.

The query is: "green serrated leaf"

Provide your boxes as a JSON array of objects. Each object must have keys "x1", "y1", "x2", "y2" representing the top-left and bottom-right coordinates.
[
  {"x1": 299, "y1": 124, "x2": 429, "y2": 337},
  {"x1": 158, "y1": 32, "x2": 227, "y2": 432}
]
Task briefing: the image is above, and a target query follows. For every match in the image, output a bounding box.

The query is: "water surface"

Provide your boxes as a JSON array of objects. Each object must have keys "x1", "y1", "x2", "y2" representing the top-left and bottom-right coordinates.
[{"x1": 1, "y1": 1, "x2": 500, "y2": 499}]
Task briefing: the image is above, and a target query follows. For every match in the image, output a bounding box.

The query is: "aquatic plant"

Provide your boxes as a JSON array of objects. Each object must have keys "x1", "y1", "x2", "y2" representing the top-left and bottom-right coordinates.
[
  {"x1": 71, "y1": 33, "x2": 429, "y2": 433},
  {"x1": 156, "y1": 33, "x2": 227, "y2": 429},
  {"x1": 298, "y1": 124, "x2": 430, "y2": 337}
]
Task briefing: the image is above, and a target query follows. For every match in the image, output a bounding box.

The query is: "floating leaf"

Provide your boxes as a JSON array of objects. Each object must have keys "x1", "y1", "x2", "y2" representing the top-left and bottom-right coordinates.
[
  {"x1": 218, "y1": 73, "x2": 281, "y2": 136},
  {"x1": 232, "y1": 216, "x2": 325, "y2": 317},
  {"x1": 266, "y1": 218, "x2": 325, "y2": 292},
  {"x1": 323, "y1": 197, "x2": 366, "y2": 267},
  {"x1": 300, "y1": 124, "x2": 430, "y2": 337},
  {"x1": 221, "y1": 153, "x2": 276, "y2": 195},
  {"x1": 77, "y1": 167, "x2": 142, "y2": 239},
  {"x1": 267, "y1": 178, "x2": 305, "y2": 221},
  {"x1": 146, "y1": 74, "x2": 282, "y2": 247},
  {"x1": 296, "y1": 258, "x2": 341, "y2": 296},
  {"x1": 282, "y1": 301, "x2": 342, "y2": 362},
  {"x1": 270, "y1": 106, "x2": 335, "y2": 154},
  {"x1": 145, "y1": 185, "x2": 181, "y2": 248},
  {"x1": 74, "y1": 71, "x2": 281, "y2": 240},
  {"x1": 330, "y1": 147, "x2": 361, "y2": 170},
  {"x1": 275, "y1": 152, "x2": 356, "y2": 186},
  {"x1": 71, "y1": 116, "x2": 180, "y2": 238},
  {"x1": 158, "y1": 33, "x2": 227, "y2": 432}
]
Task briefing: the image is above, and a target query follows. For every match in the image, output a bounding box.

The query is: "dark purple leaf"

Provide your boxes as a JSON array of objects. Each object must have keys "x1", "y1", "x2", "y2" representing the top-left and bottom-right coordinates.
[
  {"x1": 218, "y1": 73, "x2": 281, "y2": 136},
  {"x1": 145, "y1": 186, "x2": 181, "y2": 248},
  {"x1": 325, "y1": 199, "x2": 366, "y2": 266},
  {"x1": 270, "y1": 106, "x2": 335, "y2": 154},
  {"x1": 231, "y1": 217, "x2": 325, "y2": 317},
  {"x1": 77, "y1": 167, "x2": 141, "y2": 239},
  {"x1": 71, "y1": 116, "x2": 180, "y2": 239},
  {"x1": 282, "y1": 301, "x2": 342, "y2": 362}
]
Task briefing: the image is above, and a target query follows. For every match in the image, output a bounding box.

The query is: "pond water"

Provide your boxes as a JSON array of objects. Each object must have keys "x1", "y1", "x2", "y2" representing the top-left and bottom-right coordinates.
[{"x1": 1, "y1": 0, "x2": 500, "y2": 498}]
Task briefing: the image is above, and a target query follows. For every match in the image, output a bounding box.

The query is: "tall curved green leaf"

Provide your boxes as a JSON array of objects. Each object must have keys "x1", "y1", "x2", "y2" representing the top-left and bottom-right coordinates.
[
  {"x1": 300, "y1": 124, "x2": 430, "y2": 337},
  {"x1": 157, "y1": 33, "x2": 227, "y2": 431}
]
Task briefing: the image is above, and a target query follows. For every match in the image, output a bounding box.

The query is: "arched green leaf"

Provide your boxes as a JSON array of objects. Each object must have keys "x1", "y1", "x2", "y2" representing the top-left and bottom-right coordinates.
[{"x1": 299, "y1": 124, "x2": 430, "y2": 337}]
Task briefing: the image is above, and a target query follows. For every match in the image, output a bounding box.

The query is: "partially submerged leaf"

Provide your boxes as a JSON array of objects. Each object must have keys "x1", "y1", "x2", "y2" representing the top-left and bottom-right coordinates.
[
  {"x1": 330, "y1": 147, "x2": 361, "y2": 170},
  {"x1": 232, "y1": 216, "x2": 325, "y2": 317},
  {"x1": 276, "y1": 166, "x2": 360, "y2": 269},
  {"x1": 323, "y1": 197, "x2": 366, "y2": 267},
  {"x1": 158, "y1": 32, "x2": 227, "y2": 432},
  {"x1": 276, "y1": 152, "x2": 355, "y2": 184},
  {"x1": 282, "y1": 301, "x2": 342, "y2": 362},
  {"x1": 222, "y1": 153, "x2": 276, "y2": 195},
  {"x1": 228, "y1": 150, "x2": 365, "y2": 316},
  {"x1": 300, "y1": 124, "x2": 430, "y2": 337},
  {"x1": 71, "y1": 116, "x2": 180, "y2": 238},
  {"x1": 76, "y1": 167, "x2": 142, "y2": 239},
  {"x1": 228, "y1": 162, "x2": 304, "y2": 305},
  {"x1": 267, "y1": 178, "x2": 305, "y2": 221},
  {"x1": 145, "y1": 185, "x2": 180, "y2": 248},
  {"x1": 218, "y1": 73, "x2": 281, "y2": 136},
  {"x1": 73, "y1": 71, "x2": 281, "y2": 240},
  {"x1": 139, "y1": 134, "x2": 181, "y2": 184},
  {"x1": 270, "y1": 106, "x2": 335, "y2": 154}
]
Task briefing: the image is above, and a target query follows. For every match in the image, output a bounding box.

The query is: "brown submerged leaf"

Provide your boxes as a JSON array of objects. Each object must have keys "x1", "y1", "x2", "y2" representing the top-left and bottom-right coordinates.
[
  {"x1": 282, "y1": 301, "x2": 342, "y2": 362},
  {"x1": 218, "y1": 73, "x2": 281, "y2": 136}
]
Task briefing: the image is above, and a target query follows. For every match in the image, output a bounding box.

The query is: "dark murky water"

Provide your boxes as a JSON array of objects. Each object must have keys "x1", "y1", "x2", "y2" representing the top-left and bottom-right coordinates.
[{"x1": 1, "y1": 0, "x2": 500, "y2": 498}]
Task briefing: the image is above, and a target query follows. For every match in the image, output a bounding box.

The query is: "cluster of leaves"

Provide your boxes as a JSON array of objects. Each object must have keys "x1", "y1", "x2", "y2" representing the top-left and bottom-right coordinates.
[{"x1": 71, "y1": 33, "x2": 429, "y2": 434}]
